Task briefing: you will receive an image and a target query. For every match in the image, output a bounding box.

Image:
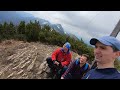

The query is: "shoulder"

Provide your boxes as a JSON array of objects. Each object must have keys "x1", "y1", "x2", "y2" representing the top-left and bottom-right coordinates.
[
  {"x1": 114, "y1": 71, "x2": 120, "y2": 79},
  {"x1": 74, "y1": 59, "x2": 80, "y2": 65},
  {"x1": 86, "y1": 69, "x2": 95, "y2": 73},
  {"x1": 57, "y1": 48, "x2": 62, "y2": 51},
  {"x1": 55, "y1": 48, "x2": 62, "y2": 52},
  {"x1": 53, "y1": 48, "x2": 60, "y2": 51},
  {"x1": 84, "y1": 63, "x2": 90, "y2": 71},
  {"x1": 82, "y1": 69, "x2": 95, "y2": 79},
  {"x1": 86, "y1": 63, "x2": 91, "y2": 69}
]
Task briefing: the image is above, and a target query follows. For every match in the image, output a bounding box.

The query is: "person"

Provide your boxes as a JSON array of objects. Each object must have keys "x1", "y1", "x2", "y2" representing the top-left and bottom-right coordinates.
[
  {"x1": 46, "y1": 42, "x2": 72, "y2": 79},
  {"x1": 82, "y1": 36, "x2": 120, "y2": 79},
  {"x1": 61, "y1": 54, "x2": 90, "y2": 79}
]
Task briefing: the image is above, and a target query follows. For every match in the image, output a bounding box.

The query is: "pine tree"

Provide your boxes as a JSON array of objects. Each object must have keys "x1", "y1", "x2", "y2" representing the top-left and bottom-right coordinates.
[
  {"x1": 0, "y1": 24, "x2": 3, "y2": 34},
  {"x1": 9, "y1": 22, "x2": 15, "y2": 35},
  {"x1": 17, "y1": 21, "x2": 26, "y2": 34}
]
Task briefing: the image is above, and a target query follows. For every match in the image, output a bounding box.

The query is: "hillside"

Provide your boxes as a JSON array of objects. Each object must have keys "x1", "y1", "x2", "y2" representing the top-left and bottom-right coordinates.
[{"x1": 0, "y1": 40, "x2": 78, "y2": 79}]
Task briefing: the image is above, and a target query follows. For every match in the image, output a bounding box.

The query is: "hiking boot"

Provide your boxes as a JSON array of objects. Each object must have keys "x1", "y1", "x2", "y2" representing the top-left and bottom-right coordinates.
[{"x1": 46, "y1": 69, "x2": 55, "y2": 78}]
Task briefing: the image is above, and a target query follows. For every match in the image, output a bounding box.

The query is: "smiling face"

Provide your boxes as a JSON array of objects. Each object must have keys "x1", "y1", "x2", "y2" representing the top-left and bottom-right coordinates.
[
  {"x1": 94, "y1": 41, "x2": 120, "y2": 64},
  {"x1": 80, "y1": 55, "x2": 88, "y2": 65}
]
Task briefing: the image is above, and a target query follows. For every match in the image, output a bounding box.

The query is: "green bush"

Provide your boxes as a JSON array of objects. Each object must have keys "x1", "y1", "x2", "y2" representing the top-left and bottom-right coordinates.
[
  {"x1": 114, "y1": 59, "x2": 120, "y2": 71},
  {"x1": 13, "y1": 34, "x2": 27, "y2": 41},
  {"x1": 0, "y1": 20, "x2": 94, "y2": 61}
]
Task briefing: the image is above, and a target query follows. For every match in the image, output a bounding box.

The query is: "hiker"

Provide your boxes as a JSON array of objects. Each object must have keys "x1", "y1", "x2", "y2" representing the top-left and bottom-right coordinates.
[
  {"x1": 82, "y1": 36, "x2": 120, "y2": 79},
  {"x1": 46, "y1": 42, "x2": 72, "y2": 79},
  {"x1": 61, "y1": 54, "x2": 90, "y2": 79}
]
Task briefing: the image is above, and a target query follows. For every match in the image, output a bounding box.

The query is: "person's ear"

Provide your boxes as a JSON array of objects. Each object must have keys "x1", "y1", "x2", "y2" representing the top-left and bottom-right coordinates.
[{"x1": 115, "y1": 51, "x2": 120, "y2": 58}]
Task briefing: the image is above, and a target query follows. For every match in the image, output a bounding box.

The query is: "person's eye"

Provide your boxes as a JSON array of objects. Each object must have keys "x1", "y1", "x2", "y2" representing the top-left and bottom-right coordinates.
[{"x1": 100, "y1": 46, "x2": 105, "y2": 50}]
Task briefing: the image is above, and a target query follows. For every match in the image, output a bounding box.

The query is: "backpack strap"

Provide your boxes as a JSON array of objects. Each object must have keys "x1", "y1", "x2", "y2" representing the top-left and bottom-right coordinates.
[
  {"x1": 75, "y1": 59, "x2": 80, "y2": 65},
  {"x1": 84, "y1": 63, "x2": 89, "y2": 71}
]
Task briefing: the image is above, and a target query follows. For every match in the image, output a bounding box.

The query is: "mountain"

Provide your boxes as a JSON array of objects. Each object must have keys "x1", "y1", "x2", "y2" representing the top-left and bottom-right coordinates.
[
  {"x1": 69, "y1": 33, "x2": 79, "y2": 40},
  {"x1": 0, "y1": 11, "x2": 79, "y2": 40},
  {"x1": 0, "y1": 11, "x2": 65, "y2": 34},
  {"x1": 51, "y1": 24, "x2": 65, "y2": 34},
  {"x1": 65, "y1": 32, "x2": 79, "y2": 40},
  {"x1": 0, "y1": 11, "x2": 35, "y2": 24}
]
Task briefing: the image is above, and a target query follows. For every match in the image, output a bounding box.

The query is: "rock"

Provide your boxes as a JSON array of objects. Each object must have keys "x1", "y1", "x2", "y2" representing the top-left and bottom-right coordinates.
[{"x1": 0, "y1": 40, "x2": 78, "y2": 79}]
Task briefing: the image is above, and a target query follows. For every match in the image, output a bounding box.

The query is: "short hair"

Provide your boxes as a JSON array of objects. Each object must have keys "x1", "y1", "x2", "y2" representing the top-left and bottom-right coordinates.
[
  {"x1": 111, "y1": 46, "x2": 119, "y2": 52},
  {"x1": 82, "y1": 54, "x2": 89, "y2": 61}
]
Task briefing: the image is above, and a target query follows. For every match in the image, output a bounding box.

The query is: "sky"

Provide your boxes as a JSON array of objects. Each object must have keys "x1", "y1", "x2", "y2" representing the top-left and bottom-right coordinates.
[{"x1": 25, "y1": 11, "x2": 120, "y2": 44}]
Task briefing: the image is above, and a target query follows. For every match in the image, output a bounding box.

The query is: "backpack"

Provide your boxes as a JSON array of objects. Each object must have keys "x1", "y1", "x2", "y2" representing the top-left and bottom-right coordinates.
[{"x1": 75, "y1": 59, "x2": 89, "y2": 71}]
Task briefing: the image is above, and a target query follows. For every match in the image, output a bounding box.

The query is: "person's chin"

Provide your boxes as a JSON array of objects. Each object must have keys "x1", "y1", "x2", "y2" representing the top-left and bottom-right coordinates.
[
  {"x1": 95, "y1": 59, "x2": 101, "y2": 62},
  {"x1": 95, "y1": 57, "x2": 101, "y2": 62},
  {"x1": 80, "y1": 62, "x2": 85, "y2": 64}
]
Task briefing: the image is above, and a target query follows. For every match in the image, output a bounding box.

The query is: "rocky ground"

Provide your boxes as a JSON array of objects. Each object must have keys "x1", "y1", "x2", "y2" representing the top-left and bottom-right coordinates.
[{"x1": 0, "y1": 40, "x2": 78, "y2": 79}]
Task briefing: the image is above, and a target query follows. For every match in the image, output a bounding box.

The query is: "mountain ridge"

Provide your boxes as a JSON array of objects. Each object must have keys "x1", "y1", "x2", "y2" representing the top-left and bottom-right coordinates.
[{"x1": 0, "y1": 11, "x2": 79, "y2": 40}]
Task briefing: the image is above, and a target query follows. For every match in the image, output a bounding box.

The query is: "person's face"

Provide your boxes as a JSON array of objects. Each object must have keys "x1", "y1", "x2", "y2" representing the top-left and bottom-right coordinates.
[
  {"x1": 63, "y1": 46, "x2": 69, "y2": 53},
  {"x1": 94, "y1": 41, "x2": 119, "y2": 64},
  {"x1": 80, "y1": 55, "x2": 87, "y2": 64}
]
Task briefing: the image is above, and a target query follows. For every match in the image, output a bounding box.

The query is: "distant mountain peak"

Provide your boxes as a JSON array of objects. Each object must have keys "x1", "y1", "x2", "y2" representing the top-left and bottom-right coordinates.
[{"x1": 0, "y1": 11, "x2": 79, "y2": 39}]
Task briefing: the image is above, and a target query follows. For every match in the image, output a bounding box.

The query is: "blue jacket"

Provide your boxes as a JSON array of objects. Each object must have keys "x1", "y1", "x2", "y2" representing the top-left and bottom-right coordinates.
[{"x1": 82, "y1": 68, "x2": 120, "y2": 79}]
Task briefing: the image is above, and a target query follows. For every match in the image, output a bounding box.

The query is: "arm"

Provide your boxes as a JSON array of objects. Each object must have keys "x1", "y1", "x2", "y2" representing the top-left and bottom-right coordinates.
[
  {"x1": 51, "y1": 48, "x2": 60, "y2": 61},
  {"x1": 61, "y1": 60, "x2": 76, "y2": 79},
  {"x1": 61, "y1": 53, "x2": 72, "y2": 66}
]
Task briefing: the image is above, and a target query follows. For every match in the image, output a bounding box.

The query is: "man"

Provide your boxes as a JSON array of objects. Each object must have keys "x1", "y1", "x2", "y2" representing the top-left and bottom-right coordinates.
[
  {"x1": 46, "y1": 42, "x2": 72, "y2": 79},
  {"x1": 61, "y1": 54, "x2": 90, "y2": 79},
  {"x1": 82, "y1": 36, "x2": 120, "y2": 79}
]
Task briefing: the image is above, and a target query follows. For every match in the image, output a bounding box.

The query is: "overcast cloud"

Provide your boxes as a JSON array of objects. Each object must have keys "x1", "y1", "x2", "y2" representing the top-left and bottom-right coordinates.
[{"x1": 25, "y1": 11, "x2": 120, "y2": 44}]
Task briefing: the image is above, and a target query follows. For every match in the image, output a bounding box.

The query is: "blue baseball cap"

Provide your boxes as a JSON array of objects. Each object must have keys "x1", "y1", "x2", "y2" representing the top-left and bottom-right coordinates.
[
  {"x1": 90, "y1": 36, "x2": 120, "y2": 51},
  {"x1": 64, "y1": 42, "x2": 71, "y2": 50}
]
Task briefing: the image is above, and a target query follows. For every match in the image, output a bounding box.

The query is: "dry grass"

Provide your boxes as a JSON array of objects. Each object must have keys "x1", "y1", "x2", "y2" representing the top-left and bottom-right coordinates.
[{"x1": 0, "y1": 39, "x2": 78, "y2": 79}]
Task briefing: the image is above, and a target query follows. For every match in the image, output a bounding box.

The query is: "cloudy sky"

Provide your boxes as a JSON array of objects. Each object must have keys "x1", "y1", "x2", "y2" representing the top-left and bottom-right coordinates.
[{"x1": 25, "y1": 11, "x2": 120, "y2": 44}]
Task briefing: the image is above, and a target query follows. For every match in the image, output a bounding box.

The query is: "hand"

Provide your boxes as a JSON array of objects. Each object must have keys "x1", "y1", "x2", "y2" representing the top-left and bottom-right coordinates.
[
  {"x1": 54, "y1": 61, "x2": 60, "y2": 66},
  {"x1": 61, "y1": 77, "x2": 64, "y2": 79}
]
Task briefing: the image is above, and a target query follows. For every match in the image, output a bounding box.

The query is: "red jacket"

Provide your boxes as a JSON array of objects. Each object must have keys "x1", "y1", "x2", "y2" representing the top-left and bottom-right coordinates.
[{"x1": 51, "y1": 48, "x2": 72, "y2": 67}]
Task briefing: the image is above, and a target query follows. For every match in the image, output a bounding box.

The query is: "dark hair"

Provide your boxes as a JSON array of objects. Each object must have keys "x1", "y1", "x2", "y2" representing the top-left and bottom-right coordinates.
[
  {"x1": 82, "y1": 54, "x2": 89, "y2": 61},
  {"x1": 111, "y1": 46, "x2": 119, "y2": 52}
]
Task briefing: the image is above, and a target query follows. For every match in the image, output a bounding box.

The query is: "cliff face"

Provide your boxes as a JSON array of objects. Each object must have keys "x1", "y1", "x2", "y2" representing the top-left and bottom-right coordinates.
[{"x1": 0, "y1": 40, "x2": 78, "y2": 79}]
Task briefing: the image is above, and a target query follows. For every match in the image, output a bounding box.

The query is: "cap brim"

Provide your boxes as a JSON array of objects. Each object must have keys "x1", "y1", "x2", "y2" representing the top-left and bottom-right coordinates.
[
  {"x1": 90, "y1": 38, "x2": 98, "y2": 45},
  {"x1": 90, "y1": 38, "x2": 112, "y2": 46}
]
